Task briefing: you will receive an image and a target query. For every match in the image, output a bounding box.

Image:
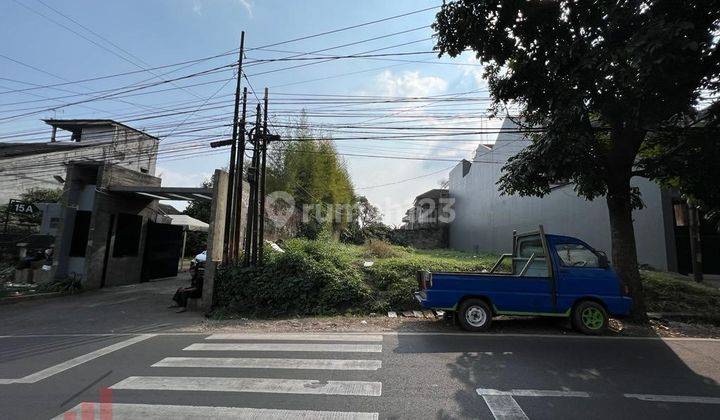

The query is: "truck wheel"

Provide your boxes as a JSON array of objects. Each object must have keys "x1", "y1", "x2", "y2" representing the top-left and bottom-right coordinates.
[
  {"x1": 572, "y1": 301, "x2": 608, "y2": 335},
  {"x1": 458, "y1": 299, "x2": 492, "y2": 332}
]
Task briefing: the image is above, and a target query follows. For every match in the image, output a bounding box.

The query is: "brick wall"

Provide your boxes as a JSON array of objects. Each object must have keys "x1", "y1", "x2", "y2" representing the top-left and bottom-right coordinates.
[{"x1": 389, "y1": 226, "x2": 448, "y2": 249}]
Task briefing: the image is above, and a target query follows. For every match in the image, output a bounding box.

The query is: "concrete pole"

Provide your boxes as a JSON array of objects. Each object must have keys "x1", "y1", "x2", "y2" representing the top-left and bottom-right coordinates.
[{"x1": 202, "y1": 169, "x2": 229, "y2": 312}]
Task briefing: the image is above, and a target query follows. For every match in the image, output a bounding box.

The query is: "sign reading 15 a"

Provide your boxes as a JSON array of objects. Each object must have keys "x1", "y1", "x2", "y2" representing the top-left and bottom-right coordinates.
[{"x1": 7, "y1": 199, "x2": 40, "y2": 215}]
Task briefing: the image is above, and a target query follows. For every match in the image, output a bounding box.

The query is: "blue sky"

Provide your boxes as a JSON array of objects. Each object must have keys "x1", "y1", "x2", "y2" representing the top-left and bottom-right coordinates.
[{"x1": 1, "y1": 0, "x2": 499, "y2": 224}]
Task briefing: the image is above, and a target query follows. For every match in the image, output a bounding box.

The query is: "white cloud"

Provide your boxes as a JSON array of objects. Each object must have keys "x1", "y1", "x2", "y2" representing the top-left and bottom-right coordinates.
[
  {"x1": 462, "y1": 55, "x2": 488, "y2": 90},
  {"x1": 238, "y1": 0, "x2": 253, "y2": 17},
  {"x1": 192, "y1": 0, "x2": 203, "y2": 15},
  {"x1": 191, "y1": 0, "x2": 252, "y2": 17},
  {"x1": 374, "y1": 70, "x2": 448, "y2": 98}
]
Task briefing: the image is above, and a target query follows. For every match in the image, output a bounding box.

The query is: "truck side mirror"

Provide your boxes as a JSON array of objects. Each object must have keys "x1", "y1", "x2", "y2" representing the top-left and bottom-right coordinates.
[{"x1": 597, "y1": 251, "x2": 610, "y2": 268}]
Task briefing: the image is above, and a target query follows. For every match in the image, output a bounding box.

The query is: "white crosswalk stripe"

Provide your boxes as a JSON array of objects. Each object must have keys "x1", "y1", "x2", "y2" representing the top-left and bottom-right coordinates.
[
  {"x1": 206, "y1": 333, "x2": 383, "y2": 342},
  {"x1": 54, "y1": 403, "x2": 379, "y2": 420},
  {"x1": 184, "y1": 342, "x2": 382, "y2": 353},
  {"x1": 111, "y1": 375, "x2": 383, "y2": 396},
  {"x1": 153, "y1": 356, "x2": 382, "y2": 370},
  {"x1": 55, "y1": 333, "x2": 384, "y2": 419}
]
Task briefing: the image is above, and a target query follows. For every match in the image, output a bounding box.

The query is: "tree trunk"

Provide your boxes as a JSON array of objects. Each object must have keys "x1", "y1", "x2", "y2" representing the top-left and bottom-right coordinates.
[{"x1": 606, "y1": 178, "x2": 648, "y2": 322}]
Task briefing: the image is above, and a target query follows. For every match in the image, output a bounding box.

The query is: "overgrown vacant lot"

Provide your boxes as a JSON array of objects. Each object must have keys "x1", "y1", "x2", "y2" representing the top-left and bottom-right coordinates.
[
  {"x1": 215, "y1": 239, "x2": 496, "y2": 317},
  {"x1": 214, "y1": 238, "x2": 720, "y2": 320}
]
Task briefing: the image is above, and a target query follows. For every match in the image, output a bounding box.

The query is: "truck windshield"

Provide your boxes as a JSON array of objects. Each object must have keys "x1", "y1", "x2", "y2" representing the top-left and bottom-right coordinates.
[{"x1": 555, "y1": 244, "x2": 599, "y2": 267}]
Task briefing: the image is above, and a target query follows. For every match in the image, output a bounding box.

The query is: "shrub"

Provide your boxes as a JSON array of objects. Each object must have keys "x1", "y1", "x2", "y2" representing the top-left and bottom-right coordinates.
[
  {"x1": 215, "y1": 238, "x2": 371, "y2": 316},
  {"x1": 364, "y1": 240, "x2": 405, "y2": 259}
]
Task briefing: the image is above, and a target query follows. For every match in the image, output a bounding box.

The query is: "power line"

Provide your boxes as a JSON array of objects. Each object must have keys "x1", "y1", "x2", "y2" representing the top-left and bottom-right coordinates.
[
  {"x1": 245, "y1": 5, "x2": 439, "y2": 50},
  {"x1": 0, "y1": 51, "x2": 234, "y2": 96},
  {"x1": 0, "y1": 64, "x2": 234, "y2": 122},
  {"x1": 15, "y1": 0, "x2": 205, "y2": 100},
  {"x1": 245, "y1": 38, "x2": 432, "y2": 78},
  {"x1": 356, "y1": 165, "x2": 456, "y2": 190}
]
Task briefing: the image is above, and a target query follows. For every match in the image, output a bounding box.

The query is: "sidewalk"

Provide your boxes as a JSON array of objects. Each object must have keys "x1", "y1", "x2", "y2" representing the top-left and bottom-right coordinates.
[{"x1": 0, "y1": 273, "x2": 203, "y2": 336}]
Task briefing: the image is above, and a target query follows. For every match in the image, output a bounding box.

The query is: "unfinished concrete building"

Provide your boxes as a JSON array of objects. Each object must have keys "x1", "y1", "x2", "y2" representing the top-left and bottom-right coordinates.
[{"x1": 0, "y1": 119, "x2": 158, "y2": 205}]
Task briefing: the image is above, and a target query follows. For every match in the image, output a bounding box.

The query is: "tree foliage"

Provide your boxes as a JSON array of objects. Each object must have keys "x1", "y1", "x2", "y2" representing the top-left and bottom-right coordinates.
[
  {"x1": 268, "y1": 116, "x2": 356, "y2": 238},
  {"x1": 341, "y1": 195, "x2": 389, "y2": 244},
  {"x1": 20, "y1": 188, "x2": 63, "y2": 204},
  {"x1": 434, "y1": 0, "x2": 720, "y2": 318},
  {"x1": 639, "y1": 106, "x2": 720, "y2": 220},
  {"x1": 15, "y1": 188, "x2": 64, "y2": 226}
]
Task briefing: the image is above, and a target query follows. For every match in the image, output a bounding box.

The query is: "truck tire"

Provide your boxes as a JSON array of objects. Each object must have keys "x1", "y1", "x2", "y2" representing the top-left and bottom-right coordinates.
[
  {"x1": 458, "y1": 299, "x2": 492, "y2": 332},
  {"x1": 572, "y1": 300, "x2": 608, "y2": 335}
]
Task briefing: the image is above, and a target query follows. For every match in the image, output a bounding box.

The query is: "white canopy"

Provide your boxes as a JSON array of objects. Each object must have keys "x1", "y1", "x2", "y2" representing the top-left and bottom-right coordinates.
[{"x1": 167, "y1": 214, "x2": 209, "y2": 232}]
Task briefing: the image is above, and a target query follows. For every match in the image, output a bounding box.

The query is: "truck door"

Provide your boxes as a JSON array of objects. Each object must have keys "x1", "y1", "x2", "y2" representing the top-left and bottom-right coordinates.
[
  {"x1": 497, "y1": 234, "x2": 555, "y2": 313},
  {"x1": 550, "y1": 239, "x2": 621, "y2": 311}
]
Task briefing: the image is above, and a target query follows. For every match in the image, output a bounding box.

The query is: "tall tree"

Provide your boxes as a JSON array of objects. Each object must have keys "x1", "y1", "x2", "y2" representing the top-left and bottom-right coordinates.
[
  {"x1": 434, "y1": 0, "x2": 720, "y2": 319},
  {"x1": 268, "y1": 115, "x2": 356, "y2": 238}
]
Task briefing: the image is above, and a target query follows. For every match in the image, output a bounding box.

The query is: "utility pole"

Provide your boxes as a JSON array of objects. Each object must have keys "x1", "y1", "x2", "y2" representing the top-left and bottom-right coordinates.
[
  {"x1": 258, "y1": 87, "x2": 269, "y2": 264},
  {"x1": 237, "y1": 88, "x2": 279, "y2": 267},
  {"x1": 244, "y1": 104, "x2": 262, "y2": 266},
  {"x1": 233, "y1": 87, "x2": 248, "y2": 261},
  {"x1": 223, "y1": 31, "x2": 245, "y2": 263}
]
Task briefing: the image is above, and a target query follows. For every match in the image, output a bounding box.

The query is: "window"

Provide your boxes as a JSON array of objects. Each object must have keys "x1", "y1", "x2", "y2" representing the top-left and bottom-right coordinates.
[
  {"x1": 518, "y1": 236, "x2": 544, "y2": 258},
  {"x1": 113, "y1": 213, "x2": 143, "y2": 257},
  {"x1": 69, "y1": 211, "x2": 91, "y2": 257},
  {"x1": 515, "y1": 235, "x2": 549, "y2": 276},
  {"x1": 555, "y1": 244, "x2": 599, "y2": 268}
]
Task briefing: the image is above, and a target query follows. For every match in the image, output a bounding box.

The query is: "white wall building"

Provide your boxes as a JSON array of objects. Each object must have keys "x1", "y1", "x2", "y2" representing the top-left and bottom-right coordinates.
[{"x1": 448, "y1": 117, "x2": 679, "y2": 272}]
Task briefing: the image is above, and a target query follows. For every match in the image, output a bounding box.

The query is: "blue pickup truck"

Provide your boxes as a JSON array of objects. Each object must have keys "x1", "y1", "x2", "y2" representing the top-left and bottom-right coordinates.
[{"x1": 415, "y1": 227, "x2": 632, "y2": 334}]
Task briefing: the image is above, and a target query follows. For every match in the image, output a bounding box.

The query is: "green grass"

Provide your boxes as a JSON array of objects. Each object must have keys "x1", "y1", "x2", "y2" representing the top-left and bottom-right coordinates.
[{"x1": 641, "y1": 270, "x2": 720, "y2": 318}]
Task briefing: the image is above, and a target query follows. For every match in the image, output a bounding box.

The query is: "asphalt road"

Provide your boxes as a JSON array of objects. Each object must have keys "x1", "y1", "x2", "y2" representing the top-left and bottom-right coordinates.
[
  {"x1": 1, "y1": 331, "x2": 719, "y2": 419},
  {"x1": 1, "y1": 278, "x2": 719, "y2": 419}
]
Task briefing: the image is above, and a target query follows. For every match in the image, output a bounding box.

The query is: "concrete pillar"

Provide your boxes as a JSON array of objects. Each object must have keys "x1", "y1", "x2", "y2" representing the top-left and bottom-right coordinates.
[
  {"x1": 178, "y1": 229, "x2": 187, "y2": 272},
  {"x1": 201, "y1": 169, "x2": 228, "y2": 311}
]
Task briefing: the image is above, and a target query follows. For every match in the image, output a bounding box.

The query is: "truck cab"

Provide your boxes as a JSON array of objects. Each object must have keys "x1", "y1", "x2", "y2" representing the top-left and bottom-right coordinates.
[{"x1": 415, "y1": 226, "x2": 632, "y2": 334}]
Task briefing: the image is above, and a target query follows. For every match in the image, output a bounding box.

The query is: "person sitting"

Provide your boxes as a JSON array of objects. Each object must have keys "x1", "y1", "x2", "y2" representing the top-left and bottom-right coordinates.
[{"x1": 169, "y1": 273, "x2": 203, "y2": 313}]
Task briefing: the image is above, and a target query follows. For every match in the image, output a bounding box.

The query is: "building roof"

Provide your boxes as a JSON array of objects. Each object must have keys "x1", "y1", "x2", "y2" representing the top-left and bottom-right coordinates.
[
  {"x1": 415, "y1": 189, "x2": 449, "y2": 201},
  {"x1": 1, "y1": 119, "x2": 158, "y2": 159},
  {"x1": 107, "y1": 185, "x2": 214, "y2": 201},
  {"x1": 43, "y1": 119, "x2": 159, "y2": 140}
]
